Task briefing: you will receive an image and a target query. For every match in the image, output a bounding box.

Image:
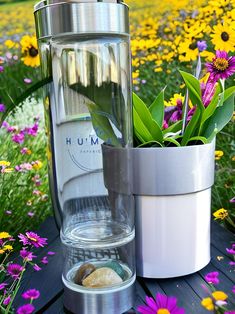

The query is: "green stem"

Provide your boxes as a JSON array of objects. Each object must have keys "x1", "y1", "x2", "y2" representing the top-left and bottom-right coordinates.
[{"x1": 5, "y1": 261, "x2": 27, "y2": 314}]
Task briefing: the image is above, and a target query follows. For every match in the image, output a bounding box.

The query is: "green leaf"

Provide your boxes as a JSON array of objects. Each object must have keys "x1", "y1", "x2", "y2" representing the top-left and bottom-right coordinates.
[
  {"x1": 201, "y1": 85, "x2": 235, "y2": 128},
  {"x1": 163, "y1": 137, "x2": 181, "y2": 147},
  {"x1": 181, "y1": 108, "x2": 201, "y2": 146},
  {"x1": 1, "y1": 76, "x2": 52, "y2": 123},
  {"x1": 88, "y1": 106, "x2": 121, "y2": 147},
  {"x1": 133, "y1": 93, "x2": 163, "y2": 143},
  {"x1": 202, "y1": 93, "x2": 234, "y2": 142},
  {"x1": 137, "y1": 140, "x2": 163, "y2": 148},
  {"x1": 179, "y1": 71, "x2": 204, "y2": 112},
  {"x1": 149, "y1": 87, "x2": 165, "y2": 127},
  {"x1": 163, "y1": 120, "x2": 182, "y2": 135},
  {"x1": 133, "y1": 107, "x2": 155, "y2": 142},
  {"x1": 185, "y1": 136, "x2": 208, "y2": 145}
]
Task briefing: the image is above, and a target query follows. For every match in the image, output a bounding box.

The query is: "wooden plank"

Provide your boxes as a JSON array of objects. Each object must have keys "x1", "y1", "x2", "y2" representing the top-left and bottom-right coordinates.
[
  {"x1": 211, "y1": 222, "x2": 235, "y2": 256},
  {"x1": 143, "y1": 276, "x2": 208, "y2": 313}
]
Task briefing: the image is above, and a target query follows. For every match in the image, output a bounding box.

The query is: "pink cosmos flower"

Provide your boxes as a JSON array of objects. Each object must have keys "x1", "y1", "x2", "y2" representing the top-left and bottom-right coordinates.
[
  {"x1": 15, "y1": 163, "x2": 33, "y2": 172},
  {"x1": 18, "y1": 232, "x2": 47, "y2": 248},
  {"x1": 204, "y1": 271, "x2": 219, "y2": 285},
  {"x1": 206, "y1": 50, "x2": 235, "y2": 81},
  {"x1": 24, "y1": 78, "x2": 32, "y2": 84},
  {"x1": 20, "y1": 147, "x2": 28, "y2": 155},
  {"x1": 22, "y1": 289, "x2": 40, "y2": 300},
  {"x1": 230, "y1": 197, "x2": 235, "y2": 204},
  {"x1": 3, "y1": 296, "x2": 11, "y2": 305},
  {"x1": 138, "y1": 292, "x2": 185, "y2": 314},
  {"x1": 41, "y1": 256, "x2": 48, "y2": 264},
  {"x1": 0, "y1": 283, "x2": 8, "y2": 290},
  {"x1": 0, "y1": 104, "x2": 6, "y2": 112},
  {"x1": 226, "y1": 244, "x2": 235, "y2": 255},
  {"x1": 20, "y1": 248, "x2": 36, "y2": 261},
  {"x1": 33, "y1": 264, "x2": 41, "y2": 272},
  {"x1": 47, "y1": 251, "x2": 55, "y2": 256},
  {"x1": 1, "y1": 121, "x2": 9, "y2": 128},
  {"x1": 12, "y1": 132, "x2": 25, "y2": 144},
  {"x1": 7, "y1": 264, "x2": 24, "y2": 279},
  {"x1": 17, "y1": 304, "x2": 35, "y2": 314},
  {"x1": 24, "y1": 123, "x2": 38, "y2": 137}
]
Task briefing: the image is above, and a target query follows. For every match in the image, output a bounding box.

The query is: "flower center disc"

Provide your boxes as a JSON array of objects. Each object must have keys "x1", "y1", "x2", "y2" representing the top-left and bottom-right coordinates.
[
  {"x1": 214, "y1": 58, "x2": 229, "y2": 71},
  {"x1": 221, "y1": 31, "x2": 229, "y2": 41},
  {"x1": 28, "y1": 236, "x2": 37, "y2": 242},
  {"x1": 157, "y1": 309, "x2": 170, "y2": 314},
  {"x1": 29, "y1": 46, "x2": 38, "y2": 57}
]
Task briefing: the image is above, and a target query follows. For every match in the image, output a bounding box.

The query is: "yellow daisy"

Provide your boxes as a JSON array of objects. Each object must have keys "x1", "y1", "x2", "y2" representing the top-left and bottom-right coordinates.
[
  {"x1": 0, "y1": 232, "x2": 11, "y2": 239},
  {"x1": 213, "y1": 208, "x2": 228, "y2": 220},
  {"x1": 0, "y1": 161, "x2": 10, "y2": 167},
  {"x1": 20, "y1": 35, "x2": 40, "y2": 67},
  {"x1": 178, "y1": 38, "x2": 199, "y2": 62},
  {"x1": 211, "y1": 23, "x2": 235, "y2": 52}
]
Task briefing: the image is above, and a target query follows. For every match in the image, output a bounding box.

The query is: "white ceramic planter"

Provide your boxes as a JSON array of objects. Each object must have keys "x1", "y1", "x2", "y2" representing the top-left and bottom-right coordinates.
[{"x1": 102, "y1": 141, "x2": 215, "y2": 278}]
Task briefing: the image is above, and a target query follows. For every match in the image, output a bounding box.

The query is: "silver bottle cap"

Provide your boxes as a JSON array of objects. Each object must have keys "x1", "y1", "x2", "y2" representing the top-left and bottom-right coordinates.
[{"x1": 34, "y1": 0, "x2": 129, "y2": 39}]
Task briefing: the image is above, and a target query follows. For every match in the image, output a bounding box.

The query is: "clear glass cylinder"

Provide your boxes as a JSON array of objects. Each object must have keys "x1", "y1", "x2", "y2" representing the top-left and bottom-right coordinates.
[{"x1": 49, "y1": 34, "x2": 134, "y2": 306}]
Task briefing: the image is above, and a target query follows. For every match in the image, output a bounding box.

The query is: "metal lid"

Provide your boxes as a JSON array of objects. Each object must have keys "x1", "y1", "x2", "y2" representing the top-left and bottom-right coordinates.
[
  {"x1": 34, "y1": 0, "x2": 123, "y2": 11},
  {"x1": 34, "y1": 0, "x2": 129, "y2": 39}
]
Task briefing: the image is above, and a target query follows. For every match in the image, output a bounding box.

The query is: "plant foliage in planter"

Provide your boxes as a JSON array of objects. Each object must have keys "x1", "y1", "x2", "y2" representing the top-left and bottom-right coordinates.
[{"x1": 86, "y1": 50, "x2": 235, "y2": 148}]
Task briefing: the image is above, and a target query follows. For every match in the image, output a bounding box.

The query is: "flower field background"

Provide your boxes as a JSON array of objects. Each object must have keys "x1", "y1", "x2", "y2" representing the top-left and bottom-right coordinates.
[{"x1": 0, "y1": 0, "x2": 234, "y2": 237}]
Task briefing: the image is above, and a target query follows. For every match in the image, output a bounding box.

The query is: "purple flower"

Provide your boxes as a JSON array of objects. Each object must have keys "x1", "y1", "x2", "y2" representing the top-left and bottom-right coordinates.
[
  {"x1": 226, "y1": 244, "x2": 235, "y2": 255},
  {"x1": 204, "y1": 271, "x2": 219, "y2": 285},
  {"x1": 229, "y1": 197, "x2": 235, "y2": 203},
  {"x1": 18, "y1": 232, "x2": 47, "y2": 248},
  {"x1": 1, "y1": 121, "x2": 9, "y2": 128},
  {"x1": 7, "y1": 263, "x2": 24, "y2": 279},
  {"x1": 170, "y1": 99, "x2": 183, "y2": 123},
  {"x1": 197, "y1": 40, "x2": 207, "y2": 52},
  {"x1": 20, "y1": 248, "x2": 36, "y2": 261},
  {"x1": 0, "y1": 104, "x2": 6, "y2": 112},
  {"x1": 206, "y1": 50, "x2": 235, "y2": 81},
  {"x1": 138, "y1": 292, "x2": 185, "y2": 314},
  {"x1": 0, "y1": 65, "x2": 4, "y2": 72},
  {"x1": 224, "y1": 312, "x2": 235, "y2": 314},
  {"x1": 141, "y1": 79, "x2": 147, "y2": 84},
  {"x1": 0, "y1": 283, "x2": 8, "y2": 290},
  {"x1": 22, "y1": 289, "x2": 40, "y2": 300},
  {"x1": 5, "y1": 210, "x2": 12, "y2": 215},
  {"x1": 202, "y1": 80, "x2": 217, "y2": 107},
  {"x1": 27, "y1": 212, "x2": 35, "y2": 218},
  {"x1": 24, "y1": 78, "x2": 32, "y2": 84},
  {"x1": 3, "y1": 296, "x2": 11, "y2": 305},
  {"x1": 41, "y1": 256, "x2": 48, "y2": 264},
  {"x1": 12, "y1": 132, "x2": 25, "y2": 144},
  {"x1": 20, "y1": 147, "x2": 28, "y2": 155},
  {"x1": 33, "y1": 264, "x2": 41, "y2": 272},
  {"x1": 232, "y1": 286, "x2": 235, "y2": 294},
  {"x1": 26, "y1": 123, "x2": 38, "y2": 137},
  {"x1": 47, "y1": 251, "x2": 55, "y2": 256},
  {"x1": 17, "y1": 304, "x2": 35, "y2": 314}
]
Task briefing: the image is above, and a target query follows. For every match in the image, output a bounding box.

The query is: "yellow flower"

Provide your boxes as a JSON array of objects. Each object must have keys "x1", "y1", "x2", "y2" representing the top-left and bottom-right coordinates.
[
  {"x1": 211, "y1": 23, "x2": 235, "y2": 52},
  {"x1": 201, "y1": 297, "x2": 214, "y2": 311},
  {"x1": 4, "y1": 39, "x2": 16, "y2": 49},
  {"x1": 0, "y1": 249, "x2": 5, "y2": 254},
  {"x1": 178, "y1": 38, "x2": 199, "y2": 62},
  {"x1": 212, "y1": 291, "x2": 228, "y2": 301},
  {"x1": 165, "y1": 93, "x2": 184, "y2": 107},
  {"x1": 3, "y1": 245, "x2": 13, "y2": 252},
  {"x1": 232, "y1": 156, "x2": 235, "y2": 161},
  {"x1": 0, "y1": 161, "x2": 10, "y2": 167},
  {"x1": 213, "y1": 208, "x2": 228, "y2": 220},
  {"x1": 20, "y1": 35, "x2": 40, "y2": 67},
  {"x1": 32, "y1": 160, "x2": 43, "y2": 170},
  {"x1": 215, "y1": 150, "x2": 224, "y2": 160},
  {"x1": 0, "y1": 232, "x2": 11, "y2": 239}
]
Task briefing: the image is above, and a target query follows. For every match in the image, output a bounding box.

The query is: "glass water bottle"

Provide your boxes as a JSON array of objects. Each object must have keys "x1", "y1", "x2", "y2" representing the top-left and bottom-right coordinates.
[{"x1": 34, "y1": 1, "x2": 135, "y2": 313}]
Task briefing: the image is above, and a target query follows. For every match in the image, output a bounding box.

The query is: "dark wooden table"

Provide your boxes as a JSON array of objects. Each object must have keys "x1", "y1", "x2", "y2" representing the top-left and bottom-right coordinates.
[{"x1": 14, "y1": 217, "x2": 235, "y2": 314}]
